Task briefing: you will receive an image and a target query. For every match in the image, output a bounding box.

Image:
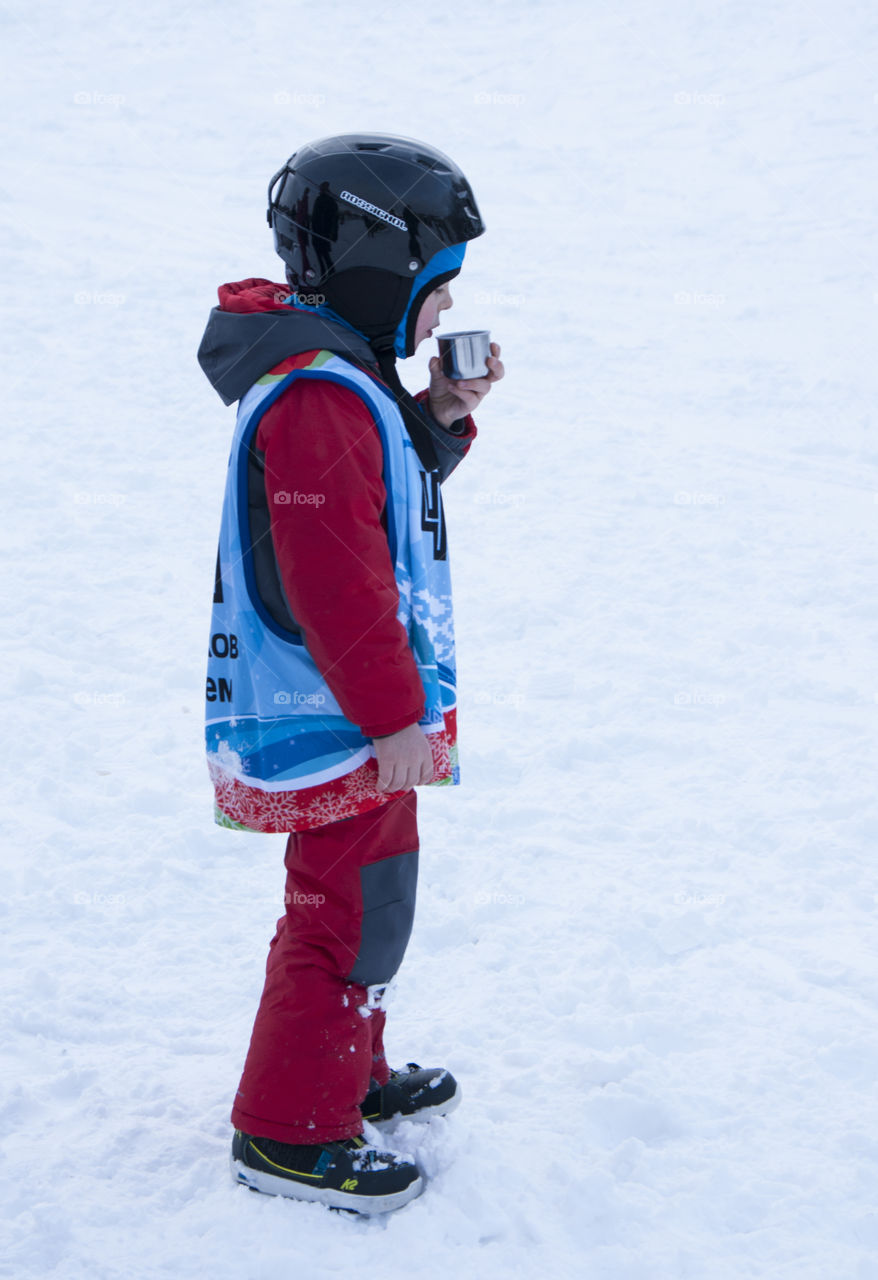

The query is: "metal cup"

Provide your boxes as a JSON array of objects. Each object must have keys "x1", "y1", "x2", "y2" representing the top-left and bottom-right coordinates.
[{"x1": 437, "y1": 330, "x2": 492, "y2": 380}]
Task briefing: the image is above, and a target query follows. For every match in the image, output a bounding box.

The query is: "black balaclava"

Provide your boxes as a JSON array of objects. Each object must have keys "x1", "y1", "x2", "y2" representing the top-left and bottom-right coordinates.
[{"x1": 290, "y1": 257, "x2": 466, "y2": 470}]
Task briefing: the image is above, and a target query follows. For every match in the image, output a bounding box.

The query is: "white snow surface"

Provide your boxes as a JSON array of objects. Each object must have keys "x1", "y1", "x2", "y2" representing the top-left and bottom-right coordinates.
[{"x1": 3, "y1": 2, "x2": 878, "y2": 1276}]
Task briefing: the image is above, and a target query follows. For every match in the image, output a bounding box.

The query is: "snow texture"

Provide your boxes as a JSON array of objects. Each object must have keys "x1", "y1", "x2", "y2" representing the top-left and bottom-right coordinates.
[{"x1": 3, "y1": 1, "x2": 878, "y2": 1277}]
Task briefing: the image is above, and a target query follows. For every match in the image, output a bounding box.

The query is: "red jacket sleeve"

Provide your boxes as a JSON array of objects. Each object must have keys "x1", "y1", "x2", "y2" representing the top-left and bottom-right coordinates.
[{"x1": 256, "y1": 375, "x2": 426, "y2": 739}]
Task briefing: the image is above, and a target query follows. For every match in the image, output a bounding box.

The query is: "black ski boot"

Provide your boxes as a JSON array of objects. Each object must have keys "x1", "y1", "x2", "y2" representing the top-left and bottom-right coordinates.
[
  {"x1": 231, "y1": 1129, "x2": 422, "y2": 1214},
  {"x1": 360, "y1": 1062, "x2": 461, "y2": 1124}
]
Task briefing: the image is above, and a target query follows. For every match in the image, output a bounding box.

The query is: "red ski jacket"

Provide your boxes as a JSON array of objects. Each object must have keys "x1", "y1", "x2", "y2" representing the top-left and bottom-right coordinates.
[{"x1": 208, "y1": 278, "x2": 477, "y2": 740}]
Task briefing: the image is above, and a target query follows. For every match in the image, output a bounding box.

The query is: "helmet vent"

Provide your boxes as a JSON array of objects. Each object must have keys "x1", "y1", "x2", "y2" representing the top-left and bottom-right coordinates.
[{"x1": 415, "y1": 155, "x2": 450, "y2": 174}]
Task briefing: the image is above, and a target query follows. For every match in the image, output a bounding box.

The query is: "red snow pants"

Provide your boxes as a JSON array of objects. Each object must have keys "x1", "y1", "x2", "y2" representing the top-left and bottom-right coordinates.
[{"x1": 230, "y1": 790, "x2": 419, "y2": 1144}]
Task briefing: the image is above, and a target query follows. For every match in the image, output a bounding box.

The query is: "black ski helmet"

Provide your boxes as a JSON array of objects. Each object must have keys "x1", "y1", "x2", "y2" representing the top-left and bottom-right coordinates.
[{"x1": 267, "y1": 133, "x2": 485, "y2": 356}]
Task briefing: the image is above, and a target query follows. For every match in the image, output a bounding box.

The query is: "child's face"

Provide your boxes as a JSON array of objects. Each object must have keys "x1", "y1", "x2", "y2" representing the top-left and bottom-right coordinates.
[{"x1": 414, "y1": 281, "x2": 453, "y2": 349}]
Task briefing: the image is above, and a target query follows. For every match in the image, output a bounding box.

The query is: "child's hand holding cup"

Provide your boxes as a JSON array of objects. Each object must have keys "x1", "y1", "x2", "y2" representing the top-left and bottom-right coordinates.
[{"x1": 427, "y1": 330, "x2": 503, "y2": 428}]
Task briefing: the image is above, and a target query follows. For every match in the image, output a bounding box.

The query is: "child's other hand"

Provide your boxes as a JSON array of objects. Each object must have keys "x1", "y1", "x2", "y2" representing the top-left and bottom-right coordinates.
[
  {"x1": 427, "y1": 342, "x2": 504, "y2": 428},
  {"x1": 373, "y1": 722, "x2": 435, "y2": 792}
]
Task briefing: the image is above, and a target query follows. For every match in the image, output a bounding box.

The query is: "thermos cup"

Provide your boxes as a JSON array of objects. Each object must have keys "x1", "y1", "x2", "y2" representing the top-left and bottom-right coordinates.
[{"x1": 437, "y1": 330, "x2": 492, "y2": 380}]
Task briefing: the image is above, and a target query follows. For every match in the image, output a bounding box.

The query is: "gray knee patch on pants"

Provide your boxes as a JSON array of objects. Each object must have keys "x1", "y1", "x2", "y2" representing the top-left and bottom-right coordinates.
[{"x1": 347, "y1": 848, "x2": 418, "y2": 987}]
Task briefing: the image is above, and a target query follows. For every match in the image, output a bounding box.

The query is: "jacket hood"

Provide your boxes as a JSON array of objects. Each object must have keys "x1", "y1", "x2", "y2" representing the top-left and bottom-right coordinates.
[{"x1": 197, "y1": 277, "x2": 380, "y2": 406}]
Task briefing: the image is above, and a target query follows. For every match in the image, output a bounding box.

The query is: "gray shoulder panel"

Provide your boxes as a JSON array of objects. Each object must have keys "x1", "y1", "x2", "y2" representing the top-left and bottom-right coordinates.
[{"x1": 197, "y1": 308, "x2": 378, "y2": 406}]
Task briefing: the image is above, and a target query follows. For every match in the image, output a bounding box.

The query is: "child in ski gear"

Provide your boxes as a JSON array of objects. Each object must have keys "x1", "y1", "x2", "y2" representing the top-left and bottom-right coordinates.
[{"x1": 198, "y1": 133, "x2": 502, "y2": 1213}]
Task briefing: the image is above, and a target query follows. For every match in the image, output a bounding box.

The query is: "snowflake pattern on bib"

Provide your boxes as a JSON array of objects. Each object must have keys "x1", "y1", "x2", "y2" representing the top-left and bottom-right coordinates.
[{"x1": 209, "y1": 717, "x2": 457, "y2": 833}]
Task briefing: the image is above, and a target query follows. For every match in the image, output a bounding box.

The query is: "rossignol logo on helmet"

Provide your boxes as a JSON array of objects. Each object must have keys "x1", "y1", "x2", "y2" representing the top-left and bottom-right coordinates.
[{"x1": 340, "y1": 190, "x2": 407, "y2": 231}]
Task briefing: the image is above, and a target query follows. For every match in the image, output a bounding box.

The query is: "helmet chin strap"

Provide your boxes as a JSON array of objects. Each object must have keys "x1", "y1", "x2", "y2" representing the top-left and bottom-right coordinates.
[{"x1": 371, "y1": 340, "x2": 441, "y2": 473}]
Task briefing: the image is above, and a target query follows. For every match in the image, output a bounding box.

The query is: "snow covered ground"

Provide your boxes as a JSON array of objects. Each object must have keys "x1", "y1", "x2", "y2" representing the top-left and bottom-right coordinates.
[{"x1": 3, "y1": 0, "x2": 878, "y2": 1275}]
